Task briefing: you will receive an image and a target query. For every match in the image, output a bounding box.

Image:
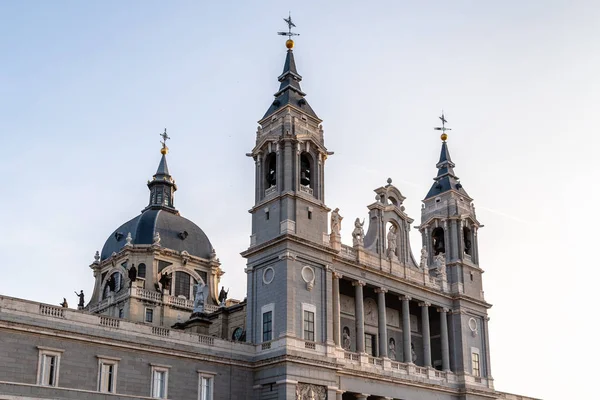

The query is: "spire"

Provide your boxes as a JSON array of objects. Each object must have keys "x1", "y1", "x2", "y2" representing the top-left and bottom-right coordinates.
[
  {"x1": 145, "y1": 129, "x2": 178, "y2": 213},
  {"x1": 425, "y1": 114, "x2": 469, "y2": 199},
  {"x1": 262, "y1": 16, "x2": 319, "y2": 121}
]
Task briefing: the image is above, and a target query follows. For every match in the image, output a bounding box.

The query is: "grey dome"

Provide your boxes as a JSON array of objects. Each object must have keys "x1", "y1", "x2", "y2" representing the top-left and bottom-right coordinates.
[{"x1": 100, "y1": 209, "x2": 213, "y2": 261}]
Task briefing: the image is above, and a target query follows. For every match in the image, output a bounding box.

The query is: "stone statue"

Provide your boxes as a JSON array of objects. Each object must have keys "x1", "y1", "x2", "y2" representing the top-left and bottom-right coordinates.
[
  {"x1": 411, "y1": 342, "x2": 417, "y2": 363},
  {"x1": 158, "y1": 272, "x2": 171, "y2": 293},
  {"x1": 94, "y1": 251, "x2": 100, "y2": 262},
  {"x1": 330, "y1": 208, "x2": 342, "y2": 235},
  {"x1": 351, "y1": 218, "x2": 365, "y2": 246},
  {"x1": 74, "y1": 290, "x2": 85, "y2": 308},
  {"x1": 128, "y1": 265, "x2": 137, "y2": 287},
  {"x1": 125, "y1": 232, "x2": 133, "y2": 246},
  {"x1": 218, "y1": 286, "x2": 229, "y2": 306},
  {"x1": 153, "y1": 232, "x2": 161, "y2": 246},
  {"x1": 388, "y1": 338, "x2": 396, "y2": 360},
  {"x1": 419, "y1": 246, "x2": 428, "y2": 269},
  {"x1": 107, "y1": 275, "x2": 116, "y2": 292},
  {"x1": 193, "y1": 282, "x2": 206, "y2": 314},
  {"x1": 433, "y1": 253, "x2": 446, "y2": 277},
  {"x1": 342, "y1": 326, "x2": 351, "y2": 350},
  {"x1": 387, "y1": 225, "x2": 397, "y2": 258},
  {"x1": 60, "y1": 298, "x2": 68, "y2": 308}
]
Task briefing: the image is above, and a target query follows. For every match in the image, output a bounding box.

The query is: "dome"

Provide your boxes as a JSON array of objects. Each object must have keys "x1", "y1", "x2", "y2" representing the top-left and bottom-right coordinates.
[{"x1": 100, "y1": 209, "x2": 213, "y2": 261}]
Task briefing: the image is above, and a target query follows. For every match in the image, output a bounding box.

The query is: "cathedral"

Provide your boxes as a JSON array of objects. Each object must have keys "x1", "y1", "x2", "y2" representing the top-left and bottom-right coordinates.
[{"x1": 0, "y1": 28, "x2": 538, "y2": 400}]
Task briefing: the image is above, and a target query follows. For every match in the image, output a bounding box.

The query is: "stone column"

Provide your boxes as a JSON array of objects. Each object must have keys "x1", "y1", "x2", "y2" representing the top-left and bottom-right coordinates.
[
  {"x1": 335, "y1": 390, "x2": 344, "y2": 400},
  {"x1": 353, "y1": 281, "x2": 366, "y2": 353},
  {"x1": 332, "y1": 272, "x2": 342, "y2": 347},
  {"x1": 483, "y1": 316, "x2": 493, "y2": 378},
  {"x1": 443, "y1": 220, "x2": 450, "y2": 260},
  {"x1": 419, "y1": 302, "x2": 431, "y2": 367},
  {"x1": 376, "y1": 288, "x2": 388, "y2": 358},
  {"x1": 355, "y1": 394, "x2": 369, "y2": 400},
  {"x1": 439, "y1": 307, "x2": 450, "y2": 371},
  {"x1": 473, "y1": 227, "x2": 479, "y2": 264},
  {"x1": 401, "y1": 295, "x2": 412, "y2": 363}
]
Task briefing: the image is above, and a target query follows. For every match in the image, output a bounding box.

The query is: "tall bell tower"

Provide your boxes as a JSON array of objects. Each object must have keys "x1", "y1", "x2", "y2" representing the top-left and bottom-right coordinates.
[
  {"x1": 246, "y1": 34, "x2": 331, "y2": 247},
  {"x1": 242, "y1": 18, "x2": 335, "y2": 353}
]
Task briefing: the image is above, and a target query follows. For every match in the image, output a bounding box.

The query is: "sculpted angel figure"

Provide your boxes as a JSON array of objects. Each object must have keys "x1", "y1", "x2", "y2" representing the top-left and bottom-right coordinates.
[
  {"x1": 193, "y1": 282, "x2": 206, "y2": 313},
  {"x1": 419, "y1": 246, "x2": 428, "y2": 269},
  {"x1": 351, "y1": 218, "x2": 365, "y2": 246},
  {"x1": 387, "y1": 225, "x2": 397, "y2": 258}
]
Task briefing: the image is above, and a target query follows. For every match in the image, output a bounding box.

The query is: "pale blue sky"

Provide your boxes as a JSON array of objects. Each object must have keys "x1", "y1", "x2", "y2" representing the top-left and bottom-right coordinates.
[{"x1": 1, "y1": 1, "x2": 597, "y2": 399}]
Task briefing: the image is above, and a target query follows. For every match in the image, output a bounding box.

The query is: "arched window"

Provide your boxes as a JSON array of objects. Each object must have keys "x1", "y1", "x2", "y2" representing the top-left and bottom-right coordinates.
[
  {"x1": 432, "y1": 227, "x2": 445, "y2": 255},
  {"x1": 300, "y1": 153, "x2": 312, "y2": 187},
  {"x1": 174, "y1": 271, "x2": 197, "y2": 299},
  {"x1": 265, "y1": 153, "x2": 277, "y2": 188},
  {"x1": 137, "y1": 263, "x2": 146, "y2": 279},
  {"x1": 463, "y1": 227, "x2": 472, "y2": 255},
  {"x1": 102, "y1": 272, "x2": 123, "y2": 299}
]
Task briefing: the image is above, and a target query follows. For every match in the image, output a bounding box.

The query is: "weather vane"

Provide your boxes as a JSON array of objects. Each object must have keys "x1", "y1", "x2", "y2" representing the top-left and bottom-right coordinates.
[
  {"x1": 434, "y1": 111, "x2": 451, "y2": 141},
  {"x1": 278, "y1": 12, "x2": 300, "y2": 40},
  {"x1": 160, "y1": 128, "x2": 170, "y2": 154}
]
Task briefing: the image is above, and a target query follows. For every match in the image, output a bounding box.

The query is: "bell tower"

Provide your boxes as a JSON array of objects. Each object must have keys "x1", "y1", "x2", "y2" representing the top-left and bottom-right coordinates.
[
  {"x1": 246, "y1": 34, "x2": 331, "y2": 247},
  {"x1": 419, "y1": 114, "x2": 483, "y2": 297}
]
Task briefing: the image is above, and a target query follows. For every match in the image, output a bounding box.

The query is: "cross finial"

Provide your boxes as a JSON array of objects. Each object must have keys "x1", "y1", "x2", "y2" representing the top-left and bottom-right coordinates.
[
  {"x1": 278, "y1": 12, "x2": 300, "y2": 44},
  {"x1": 160, "y1": 128, "x2": 170, "y2": 154},
  {"x1": 434, "y1": 111, "x2": 451, "y2": 141}
]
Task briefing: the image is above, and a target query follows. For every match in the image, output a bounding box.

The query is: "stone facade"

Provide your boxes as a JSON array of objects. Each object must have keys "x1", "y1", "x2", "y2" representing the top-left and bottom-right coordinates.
[{"x1": 0, "y1": 39, "x2": 540, "y2": 400}]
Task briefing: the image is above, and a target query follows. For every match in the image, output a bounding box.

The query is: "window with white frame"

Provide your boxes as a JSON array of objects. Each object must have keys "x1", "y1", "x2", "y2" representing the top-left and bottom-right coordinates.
[
  {"x1": 261, "y1": 303, "x2": 274, "y2": 342},
  {"x1": 37, "y1": 346, "x2": 63, "y2": 387},
  {"x1": 97, "y1": 356, "x2": 120, "y2": 393},
  {"x1": 471, "y1": 347, "x2": 481, "y2": 377},
  {"x1": 302, "y1": 303, "x2": 316, "y2": 342},
  {"x1": 151, "y1": 364, "x2": 170, "y2": 398},
  {"x1": 197, "y1": 370, "x2": 216, "y2": 400}
]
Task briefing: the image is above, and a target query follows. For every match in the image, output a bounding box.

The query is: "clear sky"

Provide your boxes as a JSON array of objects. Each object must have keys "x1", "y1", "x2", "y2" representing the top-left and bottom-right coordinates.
[{"x1": 0, "y1": 1, "x2": 596, "y2": 398}]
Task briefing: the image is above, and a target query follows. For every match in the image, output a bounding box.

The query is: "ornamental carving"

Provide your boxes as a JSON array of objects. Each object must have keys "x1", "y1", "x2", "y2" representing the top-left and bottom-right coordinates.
[
  {"x1": 296, "y1": 383, "x2": 326, "y2": 400},
  {"x1": 364, "y1": 298, "x2": 377, "y2": 326},
  {"x1": 340, "y1": 295, "x2": 355, "y2": 315}
]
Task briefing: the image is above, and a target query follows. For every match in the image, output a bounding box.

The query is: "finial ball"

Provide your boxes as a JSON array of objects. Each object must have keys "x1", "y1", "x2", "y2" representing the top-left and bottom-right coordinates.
[
  {"x1": 286, "y1": 39, "x2": 294, "y2": 49},
  {"x1": 441, "y1": 133, "x2": 448, "y2": 141},
  {"x1": 160, "y1": 146, "x2": 169, "y2": 155}
]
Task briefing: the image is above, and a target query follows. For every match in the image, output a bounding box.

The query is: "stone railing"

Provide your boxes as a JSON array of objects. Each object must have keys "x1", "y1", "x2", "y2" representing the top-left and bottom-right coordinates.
[
  {"x1": 39, "y1": 304, "x2": 65, "y2": 318},
  {"x1": 151, "y1": 326, "x2": 170, "y2": 337},
  {"x1": 100, "y1": 316, "x2": 120, "y2": 328},
  {"x1": 299, "y1": 185, "x2": 313, "y2": 195},
  {"x1": 133, "y1": 287, "x2": 162, "y2": 302},
  {"x1": 340, "y1": 245, "x2": 357, "y2": 259},
  {"x1": 265, "y1": 186, "x2": 277, "y2": 197},
  {"x1": 164, "y1": 295, "x2": 194, "y2": 309}
]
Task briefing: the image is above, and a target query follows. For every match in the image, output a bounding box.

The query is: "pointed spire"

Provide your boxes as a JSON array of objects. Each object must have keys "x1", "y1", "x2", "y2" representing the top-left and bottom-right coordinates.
[
  {"x1": 425, "y1": 115, "x2": 469, "y2": 199},
  {"x1": 262, "y1": 17, "x2": 319, "y2": 121},
  {"x1": 145, "y1": 130, "x2": 178, "y2": 213}
]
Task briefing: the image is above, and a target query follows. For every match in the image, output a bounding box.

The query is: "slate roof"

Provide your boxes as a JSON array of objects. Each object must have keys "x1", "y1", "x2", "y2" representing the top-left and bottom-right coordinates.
[
  {"x1": 425, "y1": 141, "x2": 470, "y2": 199},
  {"x1": 100, "y1": 209, "x2": 213, "y2": 261},
  {"x1": 262, "y1": 49, "x2": 319, "y2": 120}
]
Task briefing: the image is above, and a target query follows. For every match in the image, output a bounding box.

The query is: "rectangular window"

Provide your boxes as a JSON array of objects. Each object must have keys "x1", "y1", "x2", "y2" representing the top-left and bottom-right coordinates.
[
  {"x1": 303, "y1": 310, "x2": 315, "y2": 341},
  {"x1": 175, "y1": 271, "x2": 191, "y2": 298},
  {"x1": 198, "y1": 373, "x2": 214, "y2": 400},
  {"x1": 262, "y1": 311, "x2": 272, "y2": 342},
  {"x1": 97, "y1": 356, "x2": 119, "y2": 394},
  {"x1": 472, "y1": 352, "x2": 481, "y2": 377},
  {"x1": 37, "y1": 347, "x2": 63, "y2": 387},
  {"x1": 146, "y1": 308, "x2": 154, "y2": 323},
  {"x1": 151, "y1": 365, "x2": 170, "y2": 399}
]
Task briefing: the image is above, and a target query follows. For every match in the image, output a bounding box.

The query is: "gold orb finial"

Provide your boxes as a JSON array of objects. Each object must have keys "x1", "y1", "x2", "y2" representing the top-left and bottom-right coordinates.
[
  {"x1": 441, "y1": 133, "x2": 448, "y2": 141},
  {"x1": 286, "y1": 39, "x2": 294, "y2": 49},
  {"x1": 160, "y1": 146, "x2": 169, "y2": 155}
]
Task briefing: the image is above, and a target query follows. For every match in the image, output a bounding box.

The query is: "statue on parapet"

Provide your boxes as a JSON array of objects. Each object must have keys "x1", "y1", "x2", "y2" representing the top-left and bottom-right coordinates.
[
  {"x1": 74, "y1": 290, "x2": 85, "y2": 309},
  {"x1": 193, "y1": 282, "x2": 206, "y2": 314},
  {"x1": 351, "y1": 218, "x2": 364, "y2": 246},
  {"x1": 433, "y1": 253, "x2": 447, "y2": 278},
  {"x1": 60, "y1": 298, "x2": 68, "y2": 308},
  {"x1": 419, "y1": 247, "x2": 428, "y2": 269},
  {"x1": 330, "y1": 208, "x2": 343, "y2": 235},
  {"x1": 218, "y1": 286, "x2": 229, "y2": 306}
]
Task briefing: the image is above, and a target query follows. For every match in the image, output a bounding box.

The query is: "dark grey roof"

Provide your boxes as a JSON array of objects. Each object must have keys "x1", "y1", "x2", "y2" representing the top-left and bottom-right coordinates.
[
  {"x1": 425, "y1": 141, "x2": 470, "y2": 199},
  {"x1": 262, "y1": 49, "x2": 319, "y2": 120},
  {"x1": 155, "y1": 154, "x2": 170, "y2": 176},
  {"x1": 100, "y1": 209, "x2": 213, "y2": 261}
]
